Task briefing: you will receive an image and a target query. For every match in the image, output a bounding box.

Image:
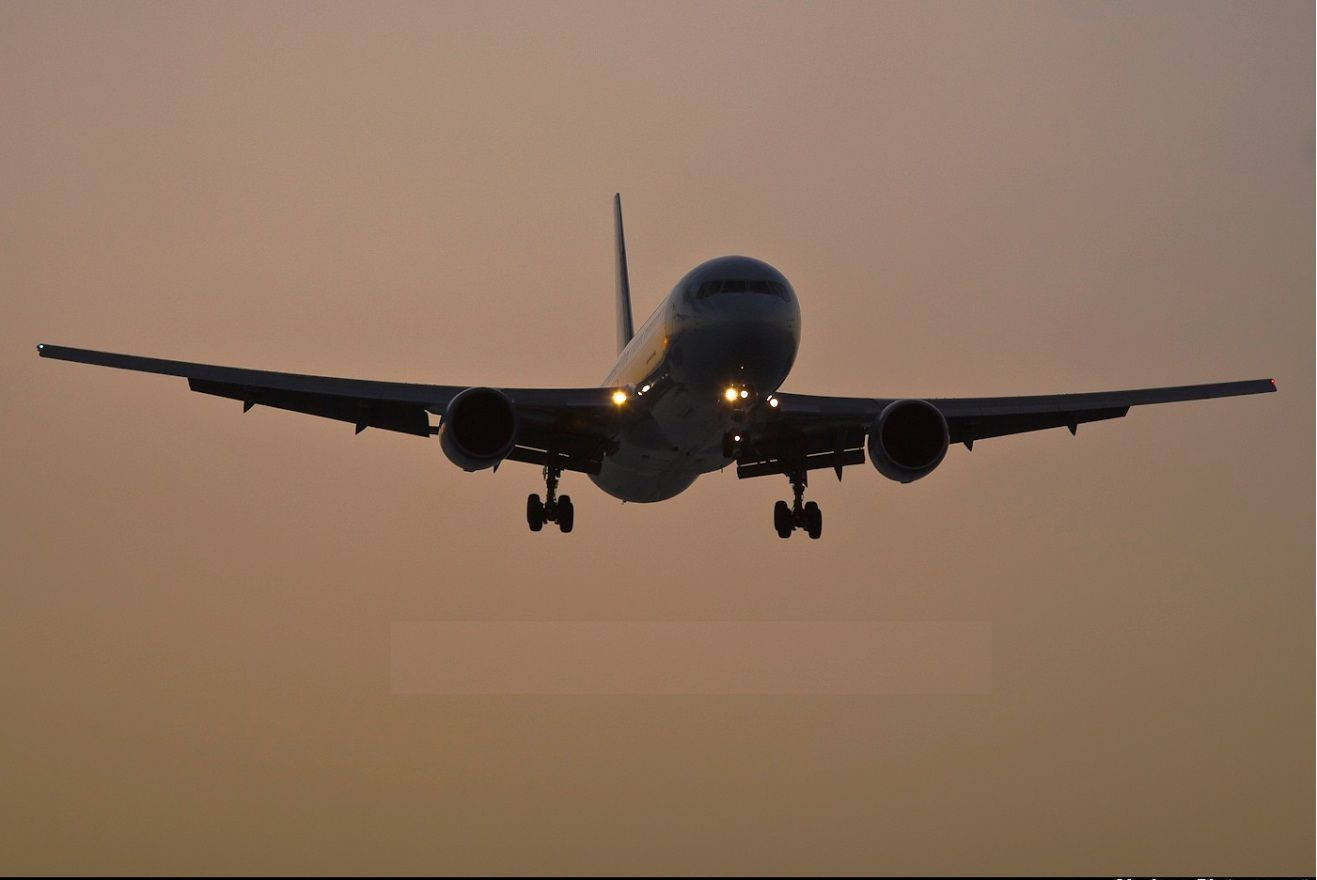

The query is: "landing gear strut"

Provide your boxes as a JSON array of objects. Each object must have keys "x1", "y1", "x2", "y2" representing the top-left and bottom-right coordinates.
[
  {"x1": 773, "y1": 468, "x2": 821, "y2": 539},
  {"x1": 527, "y1": 465, "x2": 573, "y2": 533}
]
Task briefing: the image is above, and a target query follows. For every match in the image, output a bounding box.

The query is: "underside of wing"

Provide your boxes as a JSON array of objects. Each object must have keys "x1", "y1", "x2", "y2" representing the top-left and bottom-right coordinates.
[
  {"x1": 37, "y1": 344, "x2": 623, "y2": 470},
  {"x1": 930, "y1": 379, "x2": 1277, "y2": 448},
  {"x1": 735, "y1": 378, "x2": 1275, "y2": 479}
]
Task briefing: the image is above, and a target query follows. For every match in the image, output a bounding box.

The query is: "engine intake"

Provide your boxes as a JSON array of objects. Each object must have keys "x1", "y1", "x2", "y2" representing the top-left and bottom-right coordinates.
[
  {"x1": 868, "y1": 399, "x2": 949, "y2": 483},
  {"x1": 440, "y1": 387, "x2": 517, "y2": 471}
]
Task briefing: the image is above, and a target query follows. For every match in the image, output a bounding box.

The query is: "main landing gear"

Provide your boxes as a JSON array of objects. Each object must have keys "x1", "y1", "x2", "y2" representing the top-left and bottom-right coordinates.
[
  {"x1": 526, "y1": 465, "x2": 574, "y2": 533},
  {"x1": 773, "y1": 469, "x2": 821, "y2": 539}
]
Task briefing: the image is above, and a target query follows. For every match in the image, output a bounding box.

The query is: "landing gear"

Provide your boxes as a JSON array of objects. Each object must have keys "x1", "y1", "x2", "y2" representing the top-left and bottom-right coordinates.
[
  {"x1": 773, "y1": 469, "x2": 822, "y2": 539},
  {"x1": 527, "y1": 465, "x2": 574, "y2": 533},
  {"x1": 774, "y1": 500, "x2": 792, "y2": 538},
  {"x1": 557, "y1": 495, "x2": 574, "y2": 533},
  {"x1": 803, "y1": 500, "x2": 822, "y2": 539}
]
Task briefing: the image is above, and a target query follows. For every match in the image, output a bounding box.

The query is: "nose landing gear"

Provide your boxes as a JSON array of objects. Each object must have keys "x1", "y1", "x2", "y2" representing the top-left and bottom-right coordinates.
[
  {"x1": 773, "y1": 469, "x2": 821, "y2": 539},
  {"x1": 527, "y1": 465, "x2": 574, "y2": 533}
]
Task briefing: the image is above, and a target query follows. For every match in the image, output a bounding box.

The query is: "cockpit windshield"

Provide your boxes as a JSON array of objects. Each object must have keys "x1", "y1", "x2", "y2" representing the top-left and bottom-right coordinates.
[{"x1": 693, "y1": 278, "x2": 790, "y2": 300}]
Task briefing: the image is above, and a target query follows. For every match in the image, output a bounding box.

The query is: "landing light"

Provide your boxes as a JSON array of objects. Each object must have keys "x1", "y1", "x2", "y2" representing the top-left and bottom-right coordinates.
[
  {"x1": 768, "y1": 396, "x2": 779, "y2": 408},
  {"x1": 611, "y1": 389, "x2": 628, "y2": 406},
  {"x1": 724, "y1": 386, "x2": 739, "y2": 403},
  {"x1": 739, "y1": 389, "x2": 749, "y2": 399},
  {"x1": 641, "y1": 384, "x2": 651, "y2": 394}
]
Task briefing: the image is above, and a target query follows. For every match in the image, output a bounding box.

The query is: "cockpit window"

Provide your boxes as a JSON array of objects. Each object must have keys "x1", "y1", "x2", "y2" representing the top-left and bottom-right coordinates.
[{"x1": 693, "y1": 279, "x2": 789, "y2": 300}]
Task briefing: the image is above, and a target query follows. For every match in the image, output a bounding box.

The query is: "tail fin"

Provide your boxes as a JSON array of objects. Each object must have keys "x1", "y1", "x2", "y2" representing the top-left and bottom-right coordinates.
[{"x1": 613, "y1": 193, "x2": 634, "y2": 354}]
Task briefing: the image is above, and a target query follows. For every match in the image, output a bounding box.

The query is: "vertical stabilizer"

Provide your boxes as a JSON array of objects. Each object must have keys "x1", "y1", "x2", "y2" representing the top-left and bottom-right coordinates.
[{"x1": 613, "y1": 194, "x2": 634, "y2": 354}]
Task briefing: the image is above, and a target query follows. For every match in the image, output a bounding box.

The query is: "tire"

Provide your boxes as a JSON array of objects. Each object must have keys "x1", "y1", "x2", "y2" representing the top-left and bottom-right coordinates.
[
  {"x1": 773, "y1": 500, "x2": 792, "y2": 538},
  {"x1": 526, "y1": 494, "x2": 544, "y2": 531},
  {"x1": 557, "y1": 495, "x2": 574, "y2": 533},
  {"x1": 804, "y1": 501, "x2": 822, "y2": 539}
]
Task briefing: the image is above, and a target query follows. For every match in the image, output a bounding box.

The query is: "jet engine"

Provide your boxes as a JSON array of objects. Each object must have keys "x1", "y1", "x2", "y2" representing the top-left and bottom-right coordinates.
[
  {"x1": 439, "y1": 387, "x2": 517, "y2": 471},
  {"x1": 867, "y1": 399, "x2": 949, "y2": 483}
]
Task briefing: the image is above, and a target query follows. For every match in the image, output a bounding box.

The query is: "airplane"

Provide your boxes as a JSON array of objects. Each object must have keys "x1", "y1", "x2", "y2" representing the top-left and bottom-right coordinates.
[{"x1": 37, "y1": 195, "x2": 1276, "y2": 539}]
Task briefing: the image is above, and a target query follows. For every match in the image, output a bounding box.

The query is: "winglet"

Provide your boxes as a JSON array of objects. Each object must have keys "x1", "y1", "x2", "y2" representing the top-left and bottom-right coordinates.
[{"x1": 614, "y1": 194, "x2": 634, "y2": 355}]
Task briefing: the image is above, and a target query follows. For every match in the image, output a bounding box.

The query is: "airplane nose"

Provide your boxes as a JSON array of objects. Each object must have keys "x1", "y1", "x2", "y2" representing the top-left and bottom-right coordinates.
[
  {"x1": 668, "y1": 258, "x2": 802, "y2": 395},
  {"x1": 727, "y1": 319, "x2": 798, "y2": 390},
  {"x1": 690, "y1": 297, "x2": 799, "y2": 394}
]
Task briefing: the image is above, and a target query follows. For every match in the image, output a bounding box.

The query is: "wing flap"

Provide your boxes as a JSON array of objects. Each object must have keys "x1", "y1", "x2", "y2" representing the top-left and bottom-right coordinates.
[
  {"x1": 950, "y1": 405, "x2": 1128, "y2": 446},
  {"x1": 189, "y1": 378, "x2": 434, "y2": 436},
  {"x1": 506, "y1": 446, "x2": 603, "y2": 475},
  {"x1": 736, "y1": 448, "x2": 864, "y2": 479}
]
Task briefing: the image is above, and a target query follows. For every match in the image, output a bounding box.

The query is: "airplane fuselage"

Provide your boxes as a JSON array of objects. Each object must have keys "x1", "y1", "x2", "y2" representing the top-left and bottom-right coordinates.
[{"x1": 593, "y1": 255, "x2": 801, "y2": 502}]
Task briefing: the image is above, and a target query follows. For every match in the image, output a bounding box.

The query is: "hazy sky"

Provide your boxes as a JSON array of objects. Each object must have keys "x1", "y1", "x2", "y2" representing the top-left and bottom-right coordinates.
[{"x1": 2, "y1": 1, "x2": 1312, "y2": 874}]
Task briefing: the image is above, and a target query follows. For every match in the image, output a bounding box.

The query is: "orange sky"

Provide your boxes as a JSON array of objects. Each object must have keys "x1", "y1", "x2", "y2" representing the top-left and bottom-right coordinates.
[{"x1": 2, "y1": 2, "x2": 1312, "y2": 873}]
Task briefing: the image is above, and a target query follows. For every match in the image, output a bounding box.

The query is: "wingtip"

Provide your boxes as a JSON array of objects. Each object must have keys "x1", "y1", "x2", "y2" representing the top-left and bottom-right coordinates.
[{"x1": 36, "y1": 343, "x2": 46, "y2": 355}]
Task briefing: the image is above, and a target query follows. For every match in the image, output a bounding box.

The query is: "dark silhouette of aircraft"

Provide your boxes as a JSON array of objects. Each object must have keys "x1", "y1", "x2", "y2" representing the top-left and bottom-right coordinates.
[{"x1": 38, "y1": 196, "x2": 1275, "y2": 537}]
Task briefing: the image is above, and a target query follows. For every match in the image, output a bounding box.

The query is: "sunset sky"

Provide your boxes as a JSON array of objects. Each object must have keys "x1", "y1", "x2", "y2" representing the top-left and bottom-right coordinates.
[{"x1": 2, "y1": 2, "x2": 1312, "y2": 873}]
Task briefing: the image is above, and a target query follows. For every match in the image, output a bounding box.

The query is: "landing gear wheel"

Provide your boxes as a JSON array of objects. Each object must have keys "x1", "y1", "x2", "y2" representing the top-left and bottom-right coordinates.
[
  {"x1": 526, "y1": 494, "x2": 544, "y2": 531},
  {"x1": 527, "y1": 465, "x2": 569, "y2": 534},
  {"x1": 773, "y1": 500, "x2": 792, "y2": 538},
  {"x1": 557, "y1": 495, "x2": 574, "y2": 533},
  {"x1": 803, "y1": 501, "x2": 822, "y2": 540}
]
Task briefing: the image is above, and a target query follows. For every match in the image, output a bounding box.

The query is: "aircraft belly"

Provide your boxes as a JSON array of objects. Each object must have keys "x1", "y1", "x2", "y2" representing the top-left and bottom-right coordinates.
[{"x1": 588, "y1": 393, "x2": 730, "y2": 502}]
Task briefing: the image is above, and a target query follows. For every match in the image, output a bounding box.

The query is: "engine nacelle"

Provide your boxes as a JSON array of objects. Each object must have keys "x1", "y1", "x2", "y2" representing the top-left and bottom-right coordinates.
[
  {"x1": 439, "y1": 387, "x2": 517, "y2": 471},
  {"x1": 867, "y1": 399, "x2": 949, "y2": 483}
]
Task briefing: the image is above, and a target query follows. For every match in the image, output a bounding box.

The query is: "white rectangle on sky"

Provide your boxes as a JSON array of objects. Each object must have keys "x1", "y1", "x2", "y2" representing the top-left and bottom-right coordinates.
[{"x1": 391, "y1": 621, "x2": 991, "y2": 695}]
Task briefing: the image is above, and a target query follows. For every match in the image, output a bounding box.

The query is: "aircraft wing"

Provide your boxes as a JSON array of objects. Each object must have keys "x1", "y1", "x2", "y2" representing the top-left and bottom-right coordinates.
[
  {"x1": 734, "y1": 379, "x2": 1276, "y2": 479},
  {"x1": 36, "y1": 344, "x2": 622, "y2": 473}
]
